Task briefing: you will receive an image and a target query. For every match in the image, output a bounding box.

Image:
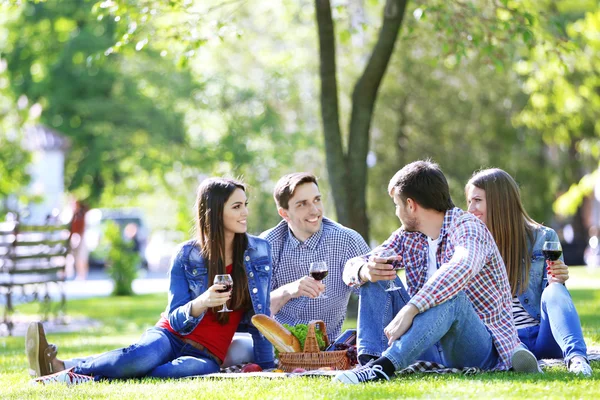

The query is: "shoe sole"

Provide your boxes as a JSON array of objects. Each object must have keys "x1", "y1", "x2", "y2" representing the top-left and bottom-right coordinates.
[
  {"x1": 25, "y1": 322, "x2": 41, "y2": 377},
  {"x1": 512, "y1": 349, "x2": 542, "y2": 373}
]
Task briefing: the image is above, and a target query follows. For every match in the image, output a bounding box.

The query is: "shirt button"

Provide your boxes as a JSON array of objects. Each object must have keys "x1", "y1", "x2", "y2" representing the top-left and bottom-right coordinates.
[
  {"x1": 249, "y1": 272, "x2": 254, "y2": 278},
  {"x1": 524, "y1": 299, "x2": 529, "y2": 304},
  {"x1": 245, "y1": 256, "x2": 250, "y2": 261},
  {"x1": 252, "y1": 288, "x2": 258, "y2": 294},
  {"x1": 257, "y1": 304, "x2": 262, "y2": 310},
  {"x1": 192, "y1": 269, "x2": 197, "y2": 275},
  {"x1": 265, "y1": 266, "x2": 270, "y2": 271}
]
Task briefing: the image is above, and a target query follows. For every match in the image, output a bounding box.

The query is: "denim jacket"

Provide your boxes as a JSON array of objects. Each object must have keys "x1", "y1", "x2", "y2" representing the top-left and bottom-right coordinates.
[
  {"x1": 517, "y1": 225, "x2": 564, "y2": 321},
  {"x1": 164, "y1": 234, "x2": 275, "y2": 369}
]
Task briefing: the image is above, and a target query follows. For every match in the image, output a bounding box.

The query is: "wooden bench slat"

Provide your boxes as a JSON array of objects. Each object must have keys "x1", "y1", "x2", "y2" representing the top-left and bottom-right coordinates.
[
  {"x1": 0, "y1": 274, "x2": 65, "y2": 286},
  {"x1": 16, "y1": 224, "x2": 70, "y2": 233},
  {"x1": 9, "y1": 249, "x2": 69, "y2": 261},
  {"x1": 12, "y1": 239, "x2": 69, "y2": 247},
  {"x1": 4, "y1": 265, "x2": 65, "y2": 274}
]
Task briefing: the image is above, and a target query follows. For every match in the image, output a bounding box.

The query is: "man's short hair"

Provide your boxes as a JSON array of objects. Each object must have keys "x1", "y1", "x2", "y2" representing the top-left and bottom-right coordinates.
[
  {"x1": 388, "y1": 160, "x2": 455, "y2": 212},
  {"x1": 273, "y1": 172, "x2": 319, "y2": 209}
]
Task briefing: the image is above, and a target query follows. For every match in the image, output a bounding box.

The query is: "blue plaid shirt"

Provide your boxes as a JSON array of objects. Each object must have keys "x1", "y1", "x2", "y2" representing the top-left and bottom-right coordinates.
[{"x1": 260, "y1": 217, "x2": 370, "y2": 339}]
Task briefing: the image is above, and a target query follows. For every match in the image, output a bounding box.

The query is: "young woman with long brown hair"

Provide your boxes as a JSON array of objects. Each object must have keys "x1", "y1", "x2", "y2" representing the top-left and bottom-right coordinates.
[
  {"x1": 26, "y1": 178, "x2": 275, "y2": 384},
  {"x1": 466, "y1": 168, "x2": 591, "y2": 376}
]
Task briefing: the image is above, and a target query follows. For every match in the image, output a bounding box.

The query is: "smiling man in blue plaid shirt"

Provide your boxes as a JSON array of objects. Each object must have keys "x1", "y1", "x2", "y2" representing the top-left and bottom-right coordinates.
[
  {"x1": 260, "y1": 172, "x2": 370, "y2": 340},
  {"x1": 334, "y1": 160, "x2": 537, "y2": 384}
]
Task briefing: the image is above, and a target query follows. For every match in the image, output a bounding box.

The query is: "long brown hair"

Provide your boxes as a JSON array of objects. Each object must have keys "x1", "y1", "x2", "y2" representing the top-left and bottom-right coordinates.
[
  {"x1": 466, "y1": 168, "x2": 540, "y2": 296},
  {"x1": 196, "y1": 178, "x2": 250, "y2": 323}
]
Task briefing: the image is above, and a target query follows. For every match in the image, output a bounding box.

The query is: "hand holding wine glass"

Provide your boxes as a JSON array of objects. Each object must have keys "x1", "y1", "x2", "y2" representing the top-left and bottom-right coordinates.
[
  {"x1": 369, "y1": 248, "x2": 403, "y2": 291},
  {"x1": 309, "y1": 261, "x2": 328, "y2": 299},
  {"x1": 542, "y1": 241, "x2": 568, "y2": 284},
  {"x1": 214, "y1": 274, "x2": 233, "y2": 312}
]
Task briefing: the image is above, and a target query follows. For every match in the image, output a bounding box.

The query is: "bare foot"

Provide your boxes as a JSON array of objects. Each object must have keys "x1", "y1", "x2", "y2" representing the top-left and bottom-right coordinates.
[{"x1": 52, "y1": 358, "x2": 66, "y2": 373}]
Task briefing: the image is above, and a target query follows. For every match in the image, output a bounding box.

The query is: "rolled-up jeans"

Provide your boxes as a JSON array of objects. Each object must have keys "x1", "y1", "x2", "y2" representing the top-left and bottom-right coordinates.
[
  {"x1": 518, "y1": 283, "x2": 588, "y2": 365},
  {"x1": 358, "y1": 278, "x2": 498, "y2": 370}
]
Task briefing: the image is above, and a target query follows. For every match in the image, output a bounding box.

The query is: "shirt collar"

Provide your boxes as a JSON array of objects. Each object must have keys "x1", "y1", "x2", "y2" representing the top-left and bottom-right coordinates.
[
  {"x1": 439, "y1": 207, "x2": 461, "y2": 239},
  {"x1": 286, "y1": 219, "x2": 325, "y2": 250}
]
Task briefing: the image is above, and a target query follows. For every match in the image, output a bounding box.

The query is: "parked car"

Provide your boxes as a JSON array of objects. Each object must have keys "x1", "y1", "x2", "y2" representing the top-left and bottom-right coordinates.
[
  {"x1": 145, "y1": 230, "x2": 185, "y2": 272},
  {"x1": 84, "y1": 208, "x2": 149, "y2": 268}
]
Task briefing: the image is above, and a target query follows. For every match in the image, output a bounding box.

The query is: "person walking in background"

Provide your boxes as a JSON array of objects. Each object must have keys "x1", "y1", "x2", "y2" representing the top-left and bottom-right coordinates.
[
  {"x1": 466, "y1": 168, "x2": 592, "y2": 376},
  {"x1": 70, "y1": 200, "x2": 89, "y2": 280},
  {"x1": 334, "y1": 160, "x2": 536, "y2": 384},
  {"x1": 261, "y1": 172, "x2": 370, "y2": 340},
  {"x1": 26, "y1": 178, "x2": 274, "y2": 384}
]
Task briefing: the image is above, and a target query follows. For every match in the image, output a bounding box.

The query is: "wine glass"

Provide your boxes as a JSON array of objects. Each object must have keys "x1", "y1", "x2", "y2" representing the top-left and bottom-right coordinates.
[
  {"x1": 372, "y1": 248, "x2": 402, "y2": 292},
  {"x1": 542, "y1": 241, "x2": 562, "y2": 261},
  {"x1": 309, "y1": 261, "x2": 328, "y2": 299},
  {"x1": 214, "y1": 274, "x2": 233, "y2": 312},
  {"x1": 542, "y1": 241, "x2": 562, "y2": 284}
]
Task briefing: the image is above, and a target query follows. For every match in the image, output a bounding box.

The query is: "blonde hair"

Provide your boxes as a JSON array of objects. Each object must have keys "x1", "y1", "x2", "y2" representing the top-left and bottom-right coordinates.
[{"x1": 466, "y1": 169, "x2": 539, "y2": 296}]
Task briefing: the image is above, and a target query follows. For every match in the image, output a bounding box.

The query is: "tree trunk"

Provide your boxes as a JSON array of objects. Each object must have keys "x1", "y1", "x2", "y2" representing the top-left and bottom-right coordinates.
[
  {"x1": 315, "y1": 0, "x2": 408, "y2": 243},
  {"x1": 315, "y1": 0, "x2": 349, "y2": 226}
]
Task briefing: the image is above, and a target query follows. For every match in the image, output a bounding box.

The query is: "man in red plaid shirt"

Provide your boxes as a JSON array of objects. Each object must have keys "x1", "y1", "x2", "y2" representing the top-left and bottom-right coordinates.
[{"x1": 334, "y1": 160, "x2": 539, "y2": 384}]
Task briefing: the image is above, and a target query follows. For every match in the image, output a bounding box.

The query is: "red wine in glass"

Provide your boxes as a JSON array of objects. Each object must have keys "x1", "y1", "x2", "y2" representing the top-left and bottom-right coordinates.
[
  {"x1": 216, "y1": 283, "x2": 233, "y2": 293},
  {"x1": 542, "y1": 241, "x2": 562, "y2": 261},
  {"x1": 214, "y1": 274, "x2": 233, "y2": 312},
  {"x1": 542, "y1": 250, "x2": 562, "y2": 261},
  {"x1": 373, "y1": 248, "x2": 402, "y2": 291},
  {"x1": 310, "y1": 271, "x2": 328, "y2": 281},
  {"x1": 309, "y1": 261, "x2": 328, "y2": 298}
]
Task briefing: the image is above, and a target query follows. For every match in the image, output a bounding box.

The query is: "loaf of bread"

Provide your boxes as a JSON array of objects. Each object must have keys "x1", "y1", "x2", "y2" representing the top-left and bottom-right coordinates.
[{"x1": 251, "y1": 314, "x2": 301, "y2": 353}]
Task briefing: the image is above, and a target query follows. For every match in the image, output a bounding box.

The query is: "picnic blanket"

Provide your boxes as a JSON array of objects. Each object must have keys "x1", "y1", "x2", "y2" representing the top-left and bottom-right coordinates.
[
  {"x1": 397, "y1": 348, "x2": 600, "y2": 376},
  {"x1": 203, "y1": 348, "x2": 600, "y2": 379}
]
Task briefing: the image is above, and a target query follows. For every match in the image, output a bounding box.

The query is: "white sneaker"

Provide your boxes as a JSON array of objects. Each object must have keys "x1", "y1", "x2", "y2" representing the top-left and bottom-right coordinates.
[
  {"x1": 31, "y1": 367, "x2": 94, "y2": 386},
  {"x1": 511, "y1": 345, "x2": 542, "y2": 373},
  {"x1": 569, "y1": 357, "x2": 593, "y2": 377},
  {"x1": 333, "y1": 363, "x2": 390, "y2": 384}
]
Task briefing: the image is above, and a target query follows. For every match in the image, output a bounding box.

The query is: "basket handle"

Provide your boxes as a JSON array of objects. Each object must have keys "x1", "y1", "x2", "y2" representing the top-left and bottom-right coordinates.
[{"x1": 303, "y1": 320, "x2": 330, "y2": 353}]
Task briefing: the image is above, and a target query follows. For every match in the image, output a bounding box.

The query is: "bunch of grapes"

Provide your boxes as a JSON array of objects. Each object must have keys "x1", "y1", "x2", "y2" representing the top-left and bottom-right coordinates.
[
  {"x1": 332, "y1": 343, "x2": 349, "y2": 350},
  {"x1": 330, "y1": 343, "x2": 357, "y2": 365},
  {"x1": 346, "y1": 346, "x2": 358, "y2": 366}
]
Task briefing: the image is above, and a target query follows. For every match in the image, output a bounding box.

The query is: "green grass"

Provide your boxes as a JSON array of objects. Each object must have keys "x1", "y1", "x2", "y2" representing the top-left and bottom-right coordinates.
[{"x1": 1, "y1": 267, "x2": 599, "y2": 399}]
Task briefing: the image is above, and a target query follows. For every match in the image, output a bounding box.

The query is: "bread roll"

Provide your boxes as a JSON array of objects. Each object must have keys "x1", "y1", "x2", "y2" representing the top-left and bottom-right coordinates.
[{"x1": 251, "y1": 314, "x2": 301, "y2": 353}]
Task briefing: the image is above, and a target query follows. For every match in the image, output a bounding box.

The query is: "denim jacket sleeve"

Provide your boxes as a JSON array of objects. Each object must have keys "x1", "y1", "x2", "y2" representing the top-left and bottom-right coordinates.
[{"x1": 165, "y1": 243, "x2": 207, "y2": 335}]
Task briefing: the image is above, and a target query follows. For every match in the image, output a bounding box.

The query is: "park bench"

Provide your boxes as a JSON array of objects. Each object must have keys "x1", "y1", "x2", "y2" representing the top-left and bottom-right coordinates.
[{"x1": 0, "y1": 216, "x2": 72, "y2": 336}]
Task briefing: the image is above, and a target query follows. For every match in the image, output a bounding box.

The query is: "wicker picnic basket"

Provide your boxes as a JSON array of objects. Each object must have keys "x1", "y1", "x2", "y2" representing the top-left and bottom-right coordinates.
[{"x1": 278, "y1": 320, "x2": 350, "y2": 372}]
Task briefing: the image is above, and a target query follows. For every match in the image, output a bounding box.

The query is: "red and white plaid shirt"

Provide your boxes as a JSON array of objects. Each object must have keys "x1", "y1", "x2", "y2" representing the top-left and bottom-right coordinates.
[{"x1": 344, "y1": 207, "x2": 519, "y2": 370}]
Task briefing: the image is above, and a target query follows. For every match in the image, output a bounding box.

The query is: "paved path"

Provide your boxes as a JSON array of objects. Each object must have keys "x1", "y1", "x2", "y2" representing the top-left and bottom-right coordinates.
[
  {"x1": 53, "y1": 269, "x2": 169, "y2": 300},
  {"x1": 2, "y1": 269, "x2": 169, "y2": 336}
]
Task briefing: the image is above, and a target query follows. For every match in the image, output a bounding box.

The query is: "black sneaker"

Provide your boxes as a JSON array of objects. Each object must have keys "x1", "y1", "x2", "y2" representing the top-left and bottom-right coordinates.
[
  {"x1": 333, "y1": 363, "x2": 391, "y2": 384},
  {"x1": 358, "y1": 354, "x2": 378, "y2": 366}
]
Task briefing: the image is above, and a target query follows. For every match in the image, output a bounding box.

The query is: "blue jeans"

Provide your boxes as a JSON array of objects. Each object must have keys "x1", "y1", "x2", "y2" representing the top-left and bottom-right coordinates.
[
  {"x1": 518, "y1": 283, "x2": 588, "y2": 364},
  {"x1": 358, "y1": 279, "x2": 444, "y2": 364},
  {"x1": 72, "y1": 327, "x2": 220, "y2": 380},
  {"x1": 359, "y1": 279, "x2": 498, "y2": 370}
]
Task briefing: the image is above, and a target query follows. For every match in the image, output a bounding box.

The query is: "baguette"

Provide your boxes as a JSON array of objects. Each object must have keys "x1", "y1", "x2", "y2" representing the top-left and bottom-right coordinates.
[{"x1": 251, "y1": 314, "x2": 301, "y2": 353}]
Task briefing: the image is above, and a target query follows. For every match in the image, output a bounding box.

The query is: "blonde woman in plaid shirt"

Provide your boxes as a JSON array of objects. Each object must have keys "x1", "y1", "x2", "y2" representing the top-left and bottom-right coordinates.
[{"x1": 335, "y1": 160, "x2": 537, "y2": 384}]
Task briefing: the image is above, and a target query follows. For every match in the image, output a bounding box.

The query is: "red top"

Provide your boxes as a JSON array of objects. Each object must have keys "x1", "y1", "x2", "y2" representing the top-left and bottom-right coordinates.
[{"x1": 156, "y1": 264, "x2": 245, "y2": 362}]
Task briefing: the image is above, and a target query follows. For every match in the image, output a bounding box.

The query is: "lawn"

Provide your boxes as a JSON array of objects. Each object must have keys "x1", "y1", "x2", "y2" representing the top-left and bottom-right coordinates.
[{"x1": 1, "y1": 267, "x2": 599, "y2": 399}]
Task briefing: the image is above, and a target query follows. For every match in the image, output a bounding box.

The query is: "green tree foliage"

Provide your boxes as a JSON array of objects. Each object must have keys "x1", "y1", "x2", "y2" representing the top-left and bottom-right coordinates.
[
  {"x1": 516, "y1": 6, "x2": 600, "y2": 217},
  {"x1": 2, "y1": 0, "x2": 194, "y2": 205}
]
